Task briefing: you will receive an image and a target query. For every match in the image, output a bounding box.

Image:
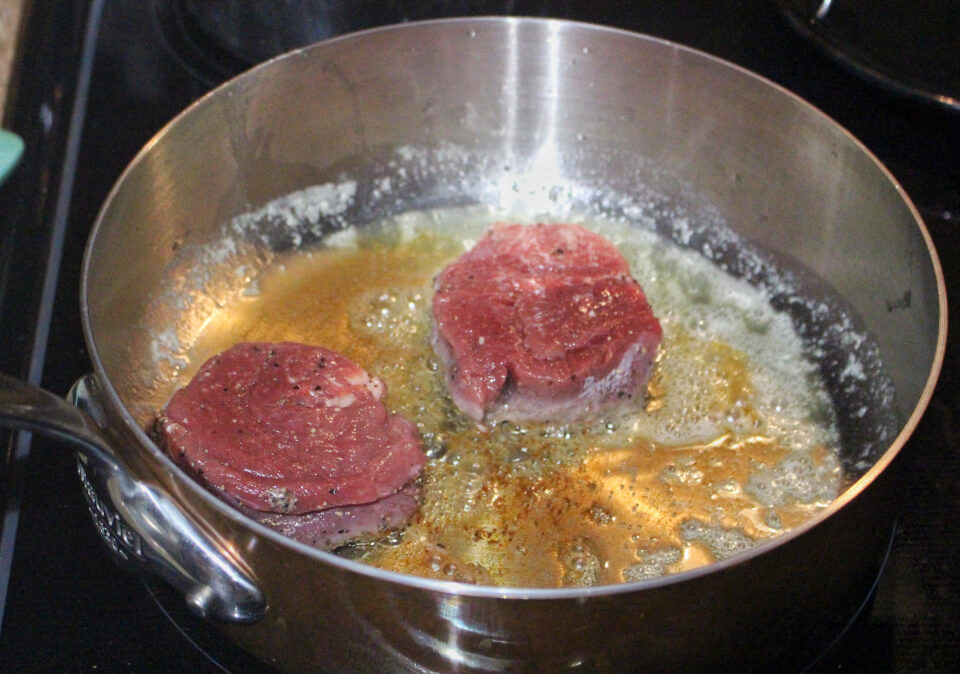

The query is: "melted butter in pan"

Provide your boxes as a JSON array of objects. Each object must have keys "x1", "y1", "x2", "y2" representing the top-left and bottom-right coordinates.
[{"x1": 184, "y1": 222, "x2": 842, "y2": 587}]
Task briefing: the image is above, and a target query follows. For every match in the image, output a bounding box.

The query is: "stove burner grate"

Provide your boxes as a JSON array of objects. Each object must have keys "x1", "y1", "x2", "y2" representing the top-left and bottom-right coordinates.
[{"x1": 151, "y1": 0, "x2": 249, "y2": 86}]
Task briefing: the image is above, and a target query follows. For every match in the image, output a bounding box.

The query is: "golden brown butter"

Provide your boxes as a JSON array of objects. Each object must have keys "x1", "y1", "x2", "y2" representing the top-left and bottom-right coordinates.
[{"x1": 182, "y1": 223, "x2": 841, "y2": 587}]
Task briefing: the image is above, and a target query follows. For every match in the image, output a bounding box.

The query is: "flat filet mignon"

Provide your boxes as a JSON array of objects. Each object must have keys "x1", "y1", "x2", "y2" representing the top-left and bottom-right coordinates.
[
  {"x1": 156, "y1": 343, "x2": 424, "y2": 538},
  {"x1": 431, "y1": 223, "x2": 662, "y2": 424}
]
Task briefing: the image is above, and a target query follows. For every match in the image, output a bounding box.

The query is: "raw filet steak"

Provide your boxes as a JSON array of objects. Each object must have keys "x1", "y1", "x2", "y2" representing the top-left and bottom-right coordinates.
[
  {"x1": 240, "y1": 482, "x2": 419, "y2": 549},
  {"x1": 431, "y1": 223, "x2": 662, "y2": 424},
  {"x1": 156, "y1": 342, "x2": 424, "y2": 523}
]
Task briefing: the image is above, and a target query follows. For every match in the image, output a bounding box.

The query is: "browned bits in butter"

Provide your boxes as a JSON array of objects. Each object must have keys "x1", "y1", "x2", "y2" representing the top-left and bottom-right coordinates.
[{"x1": 179, "y1": 223, "x2": 841, "y2": 588}]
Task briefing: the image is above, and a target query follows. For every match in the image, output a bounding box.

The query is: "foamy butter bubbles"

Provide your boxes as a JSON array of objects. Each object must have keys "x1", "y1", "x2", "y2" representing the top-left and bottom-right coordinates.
[
  {"x1": 350, "y1": 288, "x2": 429, "y2": 340},
  {"x1": 600, "y1": 223, "x2": 839, "y2": 456},
  {"x1": 207, "y1": 202, "x2": 846, "y2": 586}
]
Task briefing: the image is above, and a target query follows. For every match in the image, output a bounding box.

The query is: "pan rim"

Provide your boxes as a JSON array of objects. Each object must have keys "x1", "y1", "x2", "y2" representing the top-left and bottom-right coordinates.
[{"x1": 79, "y1": 15, "x2": 948, "y2": 600}]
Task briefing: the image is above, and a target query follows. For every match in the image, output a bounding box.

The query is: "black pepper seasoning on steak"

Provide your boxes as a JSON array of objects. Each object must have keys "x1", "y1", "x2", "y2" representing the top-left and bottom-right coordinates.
[
  {"x1": 156, "y1": 343, "x2": 424, "y2": 534},
  {"x1": 431, "y1": 223, "x2": 662, "y2": 424},
  {"x1": 239, "y1": 482, "x2": 420, "y2": 550}
]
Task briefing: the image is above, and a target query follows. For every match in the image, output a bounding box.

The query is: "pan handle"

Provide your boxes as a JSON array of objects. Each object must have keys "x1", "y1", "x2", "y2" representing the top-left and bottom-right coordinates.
[{"x1": 0, "y1": 372, "x2": 266, "y2": 623}]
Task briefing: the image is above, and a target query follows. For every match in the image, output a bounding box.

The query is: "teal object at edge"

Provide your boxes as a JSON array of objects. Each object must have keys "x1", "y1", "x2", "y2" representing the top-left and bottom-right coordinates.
[{"x1": 0, "y1": 128, "x2": 24, "y2": 185}]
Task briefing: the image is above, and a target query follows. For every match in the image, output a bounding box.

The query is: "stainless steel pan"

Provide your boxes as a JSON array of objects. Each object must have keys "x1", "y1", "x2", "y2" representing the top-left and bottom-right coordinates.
[{"x1": 0, "y1": 18, "x2": 945, "y2": 672}]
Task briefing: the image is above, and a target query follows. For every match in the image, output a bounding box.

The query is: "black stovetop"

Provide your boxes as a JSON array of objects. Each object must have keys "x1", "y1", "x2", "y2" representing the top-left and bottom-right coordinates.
[{"x1": 1, "y1": 1, "x2": 958, "y2": 671}]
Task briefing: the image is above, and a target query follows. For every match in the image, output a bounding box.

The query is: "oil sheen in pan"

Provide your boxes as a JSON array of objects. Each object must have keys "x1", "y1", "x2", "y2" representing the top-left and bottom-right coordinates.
[{"x1": 171, "y1": 204, "x2": 883, "y2": 588}]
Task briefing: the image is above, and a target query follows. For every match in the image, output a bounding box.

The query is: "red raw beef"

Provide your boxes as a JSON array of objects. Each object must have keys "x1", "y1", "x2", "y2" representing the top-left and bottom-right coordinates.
[
  {"x1": 242, "y1": 482, "x2": 419, "y2": 549},
  {"x1": 431, "y1": 223, "x2": 662, "y2": 424},
  {"x1": 156, "y1": 342, "x2": 424, "y2": 519}
]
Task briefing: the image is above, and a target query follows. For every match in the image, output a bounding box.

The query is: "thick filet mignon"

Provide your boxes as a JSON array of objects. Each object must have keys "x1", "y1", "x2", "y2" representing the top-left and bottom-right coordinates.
[
  {"x1": 241, "y1": 482, "x2": 419, "y2": 549},
  {"x1": 431, "y1": 223, "x2": 662, "y2": 424},
  {"x1": 156, "y1": 342, "x2": 424, "y2": 527}
]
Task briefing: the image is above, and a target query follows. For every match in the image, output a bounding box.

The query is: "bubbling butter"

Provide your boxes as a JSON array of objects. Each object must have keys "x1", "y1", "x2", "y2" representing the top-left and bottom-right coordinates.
[{"x1": 182, "y1": 206, "x2": 846, "y2": 588}]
